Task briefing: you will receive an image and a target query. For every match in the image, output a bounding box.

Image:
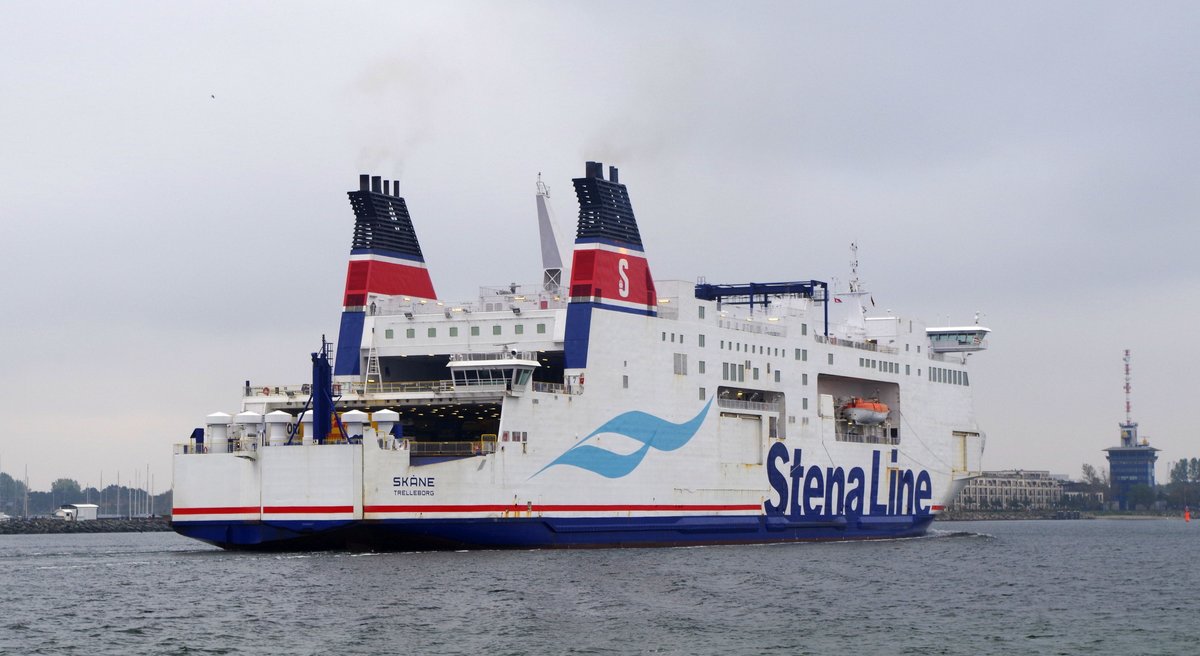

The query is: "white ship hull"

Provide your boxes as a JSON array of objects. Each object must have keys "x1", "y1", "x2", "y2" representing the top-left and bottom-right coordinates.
[{"x1": 171, "y1": 165, "x2": 986, "y2": 550}]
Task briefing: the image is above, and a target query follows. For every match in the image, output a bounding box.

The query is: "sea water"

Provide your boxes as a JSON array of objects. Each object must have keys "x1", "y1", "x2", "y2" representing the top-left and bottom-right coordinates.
[{"x1": 1, "y1": 519, "x2": 1197, "y2": 655}]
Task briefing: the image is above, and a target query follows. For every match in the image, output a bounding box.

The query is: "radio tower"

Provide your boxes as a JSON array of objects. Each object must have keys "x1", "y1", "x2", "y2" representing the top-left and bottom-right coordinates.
[
  {"x1": 1120, "y1": 349, "x2": 1137, "y2": 447},
  {"x1": 1105, "y1": 348, "x2": 1159, "y2": 509}
]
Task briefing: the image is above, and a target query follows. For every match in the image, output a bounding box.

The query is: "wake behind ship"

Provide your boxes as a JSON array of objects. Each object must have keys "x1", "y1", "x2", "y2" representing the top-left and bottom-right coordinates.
[{"x1": 171, "y1": 164, "x2": 991, "y2": 550}]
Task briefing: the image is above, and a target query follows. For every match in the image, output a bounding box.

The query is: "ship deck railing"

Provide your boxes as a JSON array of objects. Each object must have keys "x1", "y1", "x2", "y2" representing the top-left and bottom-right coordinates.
[
  {"x1": 717, "y1": 317, "x2": 787, "y2": 337},
  {"x1": 245, "y1": 379, "x2": 508, "y2": 398},
  {"x1": 247, "y1": 378, "x2": 584, "y2": 398},
  {"x1": 365, "y1": 288, "x2": 568, "y2": 318},
  {"x1": 449, "y1": 351, "x2": 539, "y2": 363},
  {"x1": 175, "y1": 438, "x2": 261, "y2": 455},
  {"x1": 403, "y1": 437, "x2": 498, "y2": 456},
  {"x1": 926, "y1": 351, "x2": 969, "y2": 364},
  {"x1": 176, "y1": 436, "x2": 502, "y2": 456},
  {"x1": 531, "y1": 381, "x2": 580, "y2": 395},
  {"x1": 835, "y1": 432, "x2": 901, "y2": 446},
  {"x1": 716, "y1": 398, "x2": 782, "y2": 413},
  {"x1": 813, "y1": 334, "x2": 898, "y2": 354}
]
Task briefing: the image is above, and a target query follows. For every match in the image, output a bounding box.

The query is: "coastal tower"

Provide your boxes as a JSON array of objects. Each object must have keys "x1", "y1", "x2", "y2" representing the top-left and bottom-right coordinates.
[
  {"x1": 334, "y1": 174, "x2": 437, "y2": 376},
  {"x1": 1104, "y1": 350, "x2": 1159, "y2": 510}
]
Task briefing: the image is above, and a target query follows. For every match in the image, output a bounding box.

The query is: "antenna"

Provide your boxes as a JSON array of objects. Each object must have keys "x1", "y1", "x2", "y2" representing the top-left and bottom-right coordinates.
[
  {"x1": 1123, "y1": 349, "x2": 1132, "y2": 424},
  {"x1": 849, "y1": 242, "x2": 860, "y2": 293},
  {"x1": 536, "y1": 173, "x2": 567, "y2": 293}
]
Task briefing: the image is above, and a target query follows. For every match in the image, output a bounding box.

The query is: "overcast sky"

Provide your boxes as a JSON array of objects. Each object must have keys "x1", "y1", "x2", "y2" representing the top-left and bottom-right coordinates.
[{"x1": 2, "y1": 1, "x2": 1198, "y2": 491}]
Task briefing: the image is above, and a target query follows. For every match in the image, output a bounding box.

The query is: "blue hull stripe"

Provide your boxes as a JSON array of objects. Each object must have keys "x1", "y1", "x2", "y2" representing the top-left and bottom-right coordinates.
[{"x1": 172, "y1": 514, "x2": 937, "y2": 551}]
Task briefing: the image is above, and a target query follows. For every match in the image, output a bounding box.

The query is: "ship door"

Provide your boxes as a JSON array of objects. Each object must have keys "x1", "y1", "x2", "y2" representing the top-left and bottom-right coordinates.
[{"x1": 952, "y1": 431, "x2": 982, "y2": 474}]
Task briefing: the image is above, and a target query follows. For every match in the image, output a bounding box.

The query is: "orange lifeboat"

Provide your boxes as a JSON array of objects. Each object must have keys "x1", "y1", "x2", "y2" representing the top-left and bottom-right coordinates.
[{"x1": 841, "y1": 397, "x2": 889, "y2": 424}]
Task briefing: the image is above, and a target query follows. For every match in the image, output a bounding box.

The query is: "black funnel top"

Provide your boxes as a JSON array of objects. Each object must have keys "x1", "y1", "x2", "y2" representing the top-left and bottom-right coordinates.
[
  {"x1": 347, "y1": 174, "x2": 424, "y2": 259},
  {"x1": 572, "y1": 161, "x2": 643, "y2": 247}
]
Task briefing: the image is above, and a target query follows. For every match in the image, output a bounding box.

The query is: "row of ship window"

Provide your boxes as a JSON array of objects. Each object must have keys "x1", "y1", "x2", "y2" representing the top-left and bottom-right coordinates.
[
  {"x1": 929, "y1": 366, "x2": 969, "y2": 386},
  {"x1": 860, "y1": 357, "x2": 907, "y2": 375},
  {"x1": 383, "y1": 324, "x2": 548, "y2": 339},
  {"x1": 660, "y1": 333, "x2": 813, "y2": 365},
  {"x1": 669, "y1": 353, "x2": 813, "y2": 388}
]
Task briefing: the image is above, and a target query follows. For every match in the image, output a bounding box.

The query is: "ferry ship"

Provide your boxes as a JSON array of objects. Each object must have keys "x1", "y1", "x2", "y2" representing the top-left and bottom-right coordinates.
[{"x1": 171, "y1": 163, "x2": 990, "y2": 550}]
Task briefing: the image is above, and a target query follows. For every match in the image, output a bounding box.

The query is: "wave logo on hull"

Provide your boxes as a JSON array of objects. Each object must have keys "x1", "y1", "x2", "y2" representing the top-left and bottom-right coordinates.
[{"x1": 533, "y1": 400, "x2": 712, "y2": 479}]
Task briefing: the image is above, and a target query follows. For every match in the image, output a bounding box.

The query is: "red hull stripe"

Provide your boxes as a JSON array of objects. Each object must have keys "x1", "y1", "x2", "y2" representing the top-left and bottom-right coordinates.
[
  {"x1": 172, "y1": 506, "x2": 259, "y2": 515},
  {"x1": 263, "y1": 505, "x2": 354, "y2": 514},
  {"x1": 363, "y1": 504, "x2": 762, "y2": 514},
  {"x1": 931, "y1": 505, "x2": 946, "y2": 511},
  {"x1": 173, "y1": 506, "x2": 356, "y2": 515}
]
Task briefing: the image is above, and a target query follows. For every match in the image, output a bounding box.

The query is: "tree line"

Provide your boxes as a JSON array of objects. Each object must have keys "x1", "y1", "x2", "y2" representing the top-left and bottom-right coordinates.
[
  {"x1": 1163, "y1": 458, "x2": 1200, "y2": 510},
  {"x1": 0, "y1": 472, "x2": 172, "y2": 518}
]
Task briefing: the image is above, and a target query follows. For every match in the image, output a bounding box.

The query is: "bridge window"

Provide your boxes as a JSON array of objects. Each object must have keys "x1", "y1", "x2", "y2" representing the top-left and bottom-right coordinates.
[
  {"x1": 449, "y1": 327, "x2": 458, "y2": 337},
  {"x1": 471, "y1": 326, "x2": 480, "y2": 337},
  {"x1": 385, "y1": 329, "x2": 394, "y2": 339},
  {"x1": 515, "y1": 325, "x2": 524, "y2": 335},
  {"x1": 406, "y1": 328, "x2": 415, "y2": 339},
  {"x1": 428, "y1": 327, "x2": 436, "y2": 338},
  {"x1": 493, "y1": 325, "x2": 502, "y2": 336},
  {"x1": 537, "y1": 323, "x2": 546, "y2": 334}
]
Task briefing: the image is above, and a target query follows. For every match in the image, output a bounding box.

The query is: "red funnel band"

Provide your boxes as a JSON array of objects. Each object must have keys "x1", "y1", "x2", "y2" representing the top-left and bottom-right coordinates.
[
  {"x1": 343, "y1": 253, "x2": 436, "y2": 307},
  {"x1": 568, "y1": 244, "x2": 656, "y2": 311}
]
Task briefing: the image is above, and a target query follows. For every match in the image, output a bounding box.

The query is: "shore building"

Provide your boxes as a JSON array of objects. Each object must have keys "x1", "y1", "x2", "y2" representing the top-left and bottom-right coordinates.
[{"x1": 953, "y1": 470, "x2": 1064, "y2": 510}]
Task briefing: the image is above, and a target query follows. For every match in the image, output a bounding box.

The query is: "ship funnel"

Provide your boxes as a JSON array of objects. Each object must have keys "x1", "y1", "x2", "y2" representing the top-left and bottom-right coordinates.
[
  {"x1": 564, "y1": 161, "x2": 657, "y2": 369},
  {"x1": 335, "y1": 173, "x2": 438, "y2": 376}
]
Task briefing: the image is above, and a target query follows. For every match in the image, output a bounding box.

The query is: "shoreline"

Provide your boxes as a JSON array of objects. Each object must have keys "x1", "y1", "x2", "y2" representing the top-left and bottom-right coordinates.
[
  {"x1": 938, "y1": 510, "x2": 1178, "y2": 521},
  {"x1": 0, "y1": 517, "x2": 172, "y2": 535}
]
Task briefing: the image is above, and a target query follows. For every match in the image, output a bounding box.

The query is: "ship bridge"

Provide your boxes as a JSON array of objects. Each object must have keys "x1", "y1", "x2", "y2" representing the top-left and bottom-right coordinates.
[{"x1": 926, "y1": 326, "x2": 990, "y2": 353}]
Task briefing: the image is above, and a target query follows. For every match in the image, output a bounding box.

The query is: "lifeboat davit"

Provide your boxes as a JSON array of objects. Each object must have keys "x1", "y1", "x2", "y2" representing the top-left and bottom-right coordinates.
[{"x1": 841, "y1": 397, "x2": 889, "y2": 424}]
